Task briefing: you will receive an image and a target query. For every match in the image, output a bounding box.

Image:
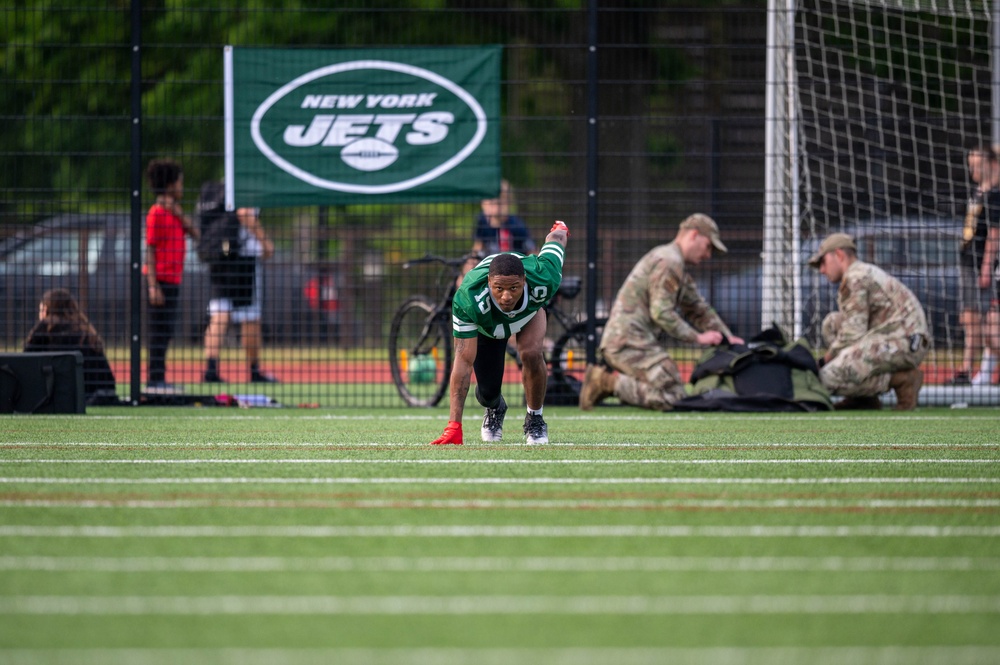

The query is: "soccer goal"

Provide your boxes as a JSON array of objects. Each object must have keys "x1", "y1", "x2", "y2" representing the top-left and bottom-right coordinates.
[{"x1": 764, "y1": 0, "x2": 997, "y2": 353}]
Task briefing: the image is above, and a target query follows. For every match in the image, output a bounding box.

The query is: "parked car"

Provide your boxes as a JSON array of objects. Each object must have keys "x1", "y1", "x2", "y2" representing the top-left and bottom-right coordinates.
[
  {"x1": 708, "y1": 219, "x2": 963, "y2": 347},
  {"x1": 0, "y1": 213, "x2": 314, "y2": 347}
]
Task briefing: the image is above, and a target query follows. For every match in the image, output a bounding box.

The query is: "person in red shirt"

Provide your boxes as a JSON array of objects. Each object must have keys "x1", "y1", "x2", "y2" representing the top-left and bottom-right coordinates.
[{"x1": 145, "y1": 158, "x2": 198, "y2": 392}]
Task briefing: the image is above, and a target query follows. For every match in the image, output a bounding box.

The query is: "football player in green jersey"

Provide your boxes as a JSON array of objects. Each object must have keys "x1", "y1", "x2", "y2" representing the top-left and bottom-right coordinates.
[{"x1": 431, "y1": 220, "x2": 569, "y2": 445}]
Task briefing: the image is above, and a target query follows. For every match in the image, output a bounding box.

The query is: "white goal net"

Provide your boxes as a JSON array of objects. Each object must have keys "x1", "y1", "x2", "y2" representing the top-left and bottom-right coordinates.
[{"x1": 764, "y1": 0, "x2": 995, "y2": 364}]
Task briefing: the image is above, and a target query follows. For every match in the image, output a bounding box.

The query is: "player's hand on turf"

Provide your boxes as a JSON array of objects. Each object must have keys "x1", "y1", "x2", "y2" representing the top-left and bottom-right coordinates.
[{"x1": 430, "y1": 421, "x2": 463, "y2": 445}]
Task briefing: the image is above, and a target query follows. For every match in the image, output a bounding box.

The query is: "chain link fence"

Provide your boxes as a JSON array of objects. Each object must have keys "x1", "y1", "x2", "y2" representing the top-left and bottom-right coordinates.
[{"x1": 2, "y1": 1, "x2": 992, "y2": 408}]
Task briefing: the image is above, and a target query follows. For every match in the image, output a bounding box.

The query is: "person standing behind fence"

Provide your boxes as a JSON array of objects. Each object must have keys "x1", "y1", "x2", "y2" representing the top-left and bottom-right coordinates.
[
  {"x1": 23, "y1": 288, "x2": 117, "y2": 404},
  {"x1": 144, "y1": 158, "x2": 198, "y2": 393},
  {"x1": 951, "y1": 145, "x2": 1000, "y2": 385},
  {"x1": 459, "y1": 179, "x2": 537, "y2": 283},
  {"x1": 198, "y1": 181, "x2": 278, "y2": 384},
  {"x1": 579, "y1": 213, "x2": 744, "y2": 412},
  {"x1": 810, "y1": 233, "x2": 929, "y2": 410}
]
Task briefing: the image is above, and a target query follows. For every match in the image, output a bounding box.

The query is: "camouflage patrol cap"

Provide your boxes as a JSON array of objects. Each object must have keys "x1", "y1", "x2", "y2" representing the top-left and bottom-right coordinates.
[
  {"x1": 679, "y1": 213, "x2": 727, "y2": 254},
  {"x1": 808, "y1": 232, "x2": 857, "y2": 268}
]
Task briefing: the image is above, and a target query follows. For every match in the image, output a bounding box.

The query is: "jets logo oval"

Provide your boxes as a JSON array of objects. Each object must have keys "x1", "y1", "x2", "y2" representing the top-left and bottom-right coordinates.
[{"x1": 251, "y1": 60, "x2": 488, "y2": 194}]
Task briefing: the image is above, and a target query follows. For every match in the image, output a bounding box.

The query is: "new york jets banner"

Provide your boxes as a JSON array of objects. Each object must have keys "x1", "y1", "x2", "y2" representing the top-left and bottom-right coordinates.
[{"x1": 224, "y1": 46, "x2": 501, "y2": 207}]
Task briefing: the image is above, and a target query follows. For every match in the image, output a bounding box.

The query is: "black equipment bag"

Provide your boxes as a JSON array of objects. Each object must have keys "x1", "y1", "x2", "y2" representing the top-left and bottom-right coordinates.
[
  {"x1": 674, "y1": 326, "x2": 833, "y2": 412},
  {"x1": 0, "y1": 352, "x2": 86, "y2": 414},
  {"x1": 196, "y1": 180, "x2": 243, "y2": 263}
]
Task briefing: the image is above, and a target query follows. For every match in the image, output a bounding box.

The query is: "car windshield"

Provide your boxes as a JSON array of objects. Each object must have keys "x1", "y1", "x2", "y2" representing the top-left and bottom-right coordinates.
[
  {"x1": 0, "y1": 231, "x2": 104, "y2": 276},
  {"x1": 858, "y1": 228, "x2": 958, "y2": 269}
]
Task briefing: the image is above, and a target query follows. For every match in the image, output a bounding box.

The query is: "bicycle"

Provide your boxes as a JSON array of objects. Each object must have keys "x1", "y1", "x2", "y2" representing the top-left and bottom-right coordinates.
[{"x1": 388, "y1": 254, "x2": 606, "y2": 407}]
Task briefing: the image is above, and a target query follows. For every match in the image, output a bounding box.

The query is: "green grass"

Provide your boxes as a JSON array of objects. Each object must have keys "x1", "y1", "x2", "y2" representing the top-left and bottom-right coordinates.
[{"x1": 1, "y1": 406, "x2": 999, "y2": 665}]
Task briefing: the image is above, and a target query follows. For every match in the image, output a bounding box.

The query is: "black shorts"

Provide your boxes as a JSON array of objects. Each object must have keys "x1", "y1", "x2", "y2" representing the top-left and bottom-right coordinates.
[{"x1": 208, "y1": 256, "x2": 256, "y2": 308}]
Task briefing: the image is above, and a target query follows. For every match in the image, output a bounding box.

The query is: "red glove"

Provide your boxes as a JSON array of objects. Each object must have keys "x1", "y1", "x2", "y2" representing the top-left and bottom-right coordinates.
[
  {"x1": 550, "y1": 220, "x2": 569, "y2": 235},
  {"x1": 430, "y1": 421, "x2": 463, "y2": 445}
]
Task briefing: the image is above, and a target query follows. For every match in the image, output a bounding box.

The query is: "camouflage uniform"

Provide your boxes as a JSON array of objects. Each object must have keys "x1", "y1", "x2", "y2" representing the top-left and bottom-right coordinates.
[
  {"x1": 599, "y1": 241, "x2": 733, "y2": 410},
  {"x1": 820, "y1": 260, "x2": 930, "y2": 397}
]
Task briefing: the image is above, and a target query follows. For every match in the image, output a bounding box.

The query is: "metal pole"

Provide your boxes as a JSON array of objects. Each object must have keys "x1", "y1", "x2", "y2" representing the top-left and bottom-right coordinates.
[
  {"x1": 129, "y1": 0, "x2": 143, "y2": 404},
  {"x1": 585, "y1": 0, "x2": 600, "y2": 364},
  {"x1": 762, "y1": 0, "x2": 795, "y2": 336}
]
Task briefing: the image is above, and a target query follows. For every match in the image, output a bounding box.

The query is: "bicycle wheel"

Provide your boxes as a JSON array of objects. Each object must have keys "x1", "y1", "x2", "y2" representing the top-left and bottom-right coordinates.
[
  {"x1": 549, "y1": 317, "x2": 607, "y2": 399},
  {"x1": 388, "y1": 296, "x2": 453, "y2": 407}
]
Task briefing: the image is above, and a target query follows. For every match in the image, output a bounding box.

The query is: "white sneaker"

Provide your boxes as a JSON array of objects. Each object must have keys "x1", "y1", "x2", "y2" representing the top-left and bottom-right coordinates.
[
  {"x1": 481, "y1": 396, "x2": 507, "y2": 442},
  {"x1": 523, "y1": 412, "x2": 548, "y2": 444}
]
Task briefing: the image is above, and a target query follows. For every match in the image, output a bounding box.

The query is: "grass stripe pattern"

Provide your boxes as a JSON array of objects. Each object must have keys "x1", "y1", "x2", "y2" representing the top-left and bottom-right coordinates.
[{"x1": 0, "y1": 407, "x2": 998, "y2": 664}]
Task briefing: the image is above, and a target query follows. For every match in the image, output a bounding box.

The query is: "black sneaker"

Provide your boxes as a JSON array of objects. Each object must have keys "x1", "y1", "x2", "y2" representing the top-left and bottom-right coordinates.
[
  {"x1": 480, "y1": 395, "x2": 507, "y2": 442},
  {"x1": 523, "y1": 412, "x2": 548, "y2": 444},
  {"x1": 947, "y1": 371, "x2": 971, "y2": 386},
  {"x1": 251, "y1": 371, "x2": 279, "y2": 384}
]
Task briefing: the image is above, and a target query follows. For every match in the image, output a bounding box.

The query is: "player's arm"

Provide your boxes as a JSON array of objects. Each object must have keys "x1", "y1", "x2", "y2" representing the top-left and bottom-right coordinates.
[
  {"x1": 238, "y1": 207, "x2": 274, "y2": 260},
  {"x1": 826, "y1": 275, "x2": 869, "y2": 360},
  {"x1": 448, "y1": 336, "x2": 477, "y2": 421},
  {"x1": 981, "y1": 224, "x2": 999, "y2": 289},
  {"x1": 544, "y1": 220, "x2": 569, "y2": 248},
  {"x1": 430, "y1": 335, "x2": 477, "y2": 445},
  {"x1": 145, "y1": 215, "x2": 164, "y2": 306},
  {"x1": 165, "y1": 198, "x2": 199, "y2": 241},
  {"x1": 533, "y1": 221, "x2": 569, "y2": 288}
]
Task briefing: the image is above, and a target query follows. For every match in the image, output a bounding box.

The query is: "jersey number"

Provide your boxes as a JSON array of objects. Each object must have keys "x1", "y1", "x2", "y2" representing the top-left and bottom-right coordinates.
[
  {"x1": 530, "y1": 285, "x2": 549, "y2": 303},
  {"x1": 475, "y1": 286, "x2": 491, "y2": 315}
]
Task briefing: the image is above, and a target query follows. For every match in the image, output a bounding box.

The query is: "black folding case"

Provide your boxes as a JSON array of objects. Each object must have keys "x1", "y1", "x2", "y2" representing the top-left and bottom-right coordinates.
[{"x1": 0, "y1": 351, "x2": 86, "y2": 414}]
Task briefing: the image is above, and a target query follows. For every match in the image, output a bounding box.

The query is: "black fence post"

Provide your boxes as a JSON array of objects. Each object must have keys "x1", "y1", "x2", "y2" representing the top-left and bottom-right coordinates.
[
  {"x1": 129, "y1": 0, "x2": 143, "y2": 404},
  {"x1": 584, "y1": 0, "x2": 600, "y2": 364}
]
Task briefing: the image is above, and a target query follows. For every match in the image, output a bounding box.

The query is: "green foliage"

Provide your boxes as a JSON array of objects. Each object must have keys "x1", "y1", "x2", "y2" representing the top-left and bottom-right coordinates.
[{"x1": 2, "y1": 0, "x2": 747, "y2": 230}]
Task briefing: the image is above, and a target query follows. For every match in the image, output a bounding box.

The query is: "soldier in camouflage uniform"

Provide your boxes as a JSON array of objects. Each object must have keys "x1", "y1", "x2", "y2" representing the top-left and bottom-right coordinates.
[
  {"x1": 579, "y1": 214, "x2": 744, "y2": 411},
  {"x1": 810, "y1": 233, "x2": 929, "y2": 410}
]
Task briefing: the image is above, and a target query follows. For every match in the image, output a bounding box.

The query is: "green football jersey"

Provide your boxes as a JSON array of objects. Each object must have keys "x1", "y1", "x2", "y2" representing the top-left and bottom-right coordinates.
[{"x1": 452, "y1": 242, "x2": 565, "y2": 339}]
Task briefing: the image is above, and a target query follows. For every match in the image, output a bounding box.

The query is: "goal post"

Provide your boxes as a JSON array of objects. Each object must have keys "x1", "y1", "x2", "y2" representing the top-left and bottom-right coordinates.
[
  {"x1": 764, "y1": 0, "x2": 996, "y2": 349},
  {"x1": 763, "y1": 0, "x2": 801, "y2": 337}
]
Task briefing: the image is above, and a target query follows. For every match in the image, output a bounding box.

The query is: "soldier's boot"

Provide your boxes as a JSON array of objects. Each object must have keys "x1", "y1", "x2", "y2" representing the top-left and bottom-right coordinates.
[
  {"x1": 834, "y1": 395, "x2": 883, "y2": 410},
  {"x1": 579, "y1": 365, "x2": 617, "y2": 411},
  {"x1": 890, "y1": 367, "x2": 923, "y2": 411}
]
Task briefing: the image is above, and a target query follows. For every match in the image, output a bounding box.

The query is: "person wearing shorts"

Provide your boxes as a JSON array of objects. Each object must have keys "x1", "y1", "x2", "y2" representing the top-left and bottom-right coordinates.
[
  {"x1": 952, "y1": 146, "x2": 1000, "y2": 385},
  {"x1": 202, "y1": 206, "x2": 278, "y2": 384}
]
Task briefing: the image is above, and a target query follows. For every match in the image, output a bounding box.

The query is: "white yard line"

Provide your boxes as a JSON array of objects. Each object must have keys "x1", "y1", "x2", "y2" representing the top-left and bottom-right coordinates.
[
  {"x1": 4, "y1": 458, "x2": 997, "y2": 464},
  {"x1": 1, "y1": 525, "x2": 997, "y2": 538},
  {"x1": 1, "y1": 555, "x2": 996, "y2": 573},
  {"x1": 1, "y1": 476, "x2": 997, "y2": 484},
  {"x1": 2, "y1": 498, "x2": 998, "y2": 509},
  {"x1": 1, "y1": 594, "x2": 998, "y2": 615},
  {"x1": 1, "y1": 647, "x2": 998, "y2": 665}
]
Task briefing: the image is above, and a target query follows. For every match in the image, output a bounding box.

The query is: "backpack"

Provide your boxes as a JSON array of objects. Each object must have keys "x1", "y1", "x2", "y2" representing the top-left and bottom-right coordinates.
[
  {"x1": 674, "y1": 325, "x2": 834, "y2": 412},
  {"x1": 196, "y1": 181, "x2": 242, "y2": 263}
]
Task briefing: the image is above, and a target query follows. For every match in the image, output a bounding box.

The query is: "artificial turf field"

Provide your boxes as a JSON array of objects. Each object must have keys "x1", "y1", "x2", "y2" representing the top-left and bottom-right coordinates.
[{"x1": 1, "y1": 405, "x2": 999, "y2": 664}]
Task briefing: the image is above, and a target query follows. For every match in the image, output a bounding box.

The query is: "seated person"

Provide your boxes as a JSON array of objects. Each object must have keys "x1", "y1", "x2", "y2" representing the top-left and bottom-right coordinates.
[{"x1": 23, "y1": 288, "x2": 117, "y2": 404}]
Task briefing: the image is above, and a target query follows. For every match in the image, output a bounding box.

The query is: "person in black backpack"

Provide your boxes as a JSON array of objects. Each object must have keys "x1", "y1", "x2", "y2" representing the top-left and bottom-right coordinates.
[{"x1": 197, "y1": 181, "x2": 279, "y2": 384}]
